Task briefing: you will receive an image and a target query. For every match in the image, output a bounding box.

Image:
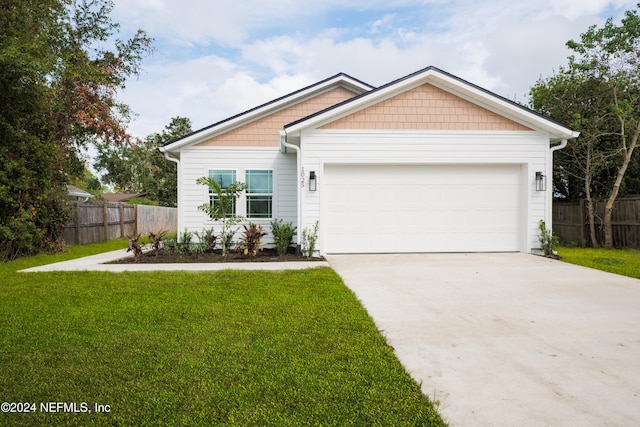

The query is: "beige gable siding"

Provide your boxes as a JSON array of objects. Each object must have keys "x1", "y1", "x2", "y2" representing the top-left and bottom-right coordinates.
[
  {"x1": 197, "y1": 87, "x2": 358, "y2": 147},
  {"x1": 320, "y1": 83, "x2": 532, "y2": 131}
]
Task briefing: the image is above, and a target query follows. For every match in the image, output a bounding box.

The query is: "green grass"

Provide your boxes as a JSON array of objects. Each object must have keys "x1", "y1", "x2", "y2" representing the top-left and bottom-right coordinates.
[
  {"x1": 0, "y1": 242, "x2": 445, "y2": 426},
  {"x1": 558, "y1": 246, "x2": 640, "y2": 279}
]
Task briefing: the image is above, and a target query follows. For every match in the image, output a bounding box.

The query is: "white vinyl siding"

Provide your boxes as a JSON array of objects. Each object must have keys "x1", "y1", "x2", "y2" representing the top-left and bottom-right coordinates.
[{"x1": 177, "y1": 147, "x2": 296, "y2": 244}]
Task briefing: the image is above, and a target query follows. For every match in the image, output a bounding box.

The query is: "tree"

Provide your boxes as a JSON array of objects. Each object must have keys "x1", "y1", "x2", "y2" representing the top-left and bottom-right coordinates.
[
  {"x1": 95, "y1": 117, "x2": 192, "y2": 206},
  {"x1": 531, "y1": 72, "x2": 619, "y2": 247},
  {"x1": 1, "y1": 0, "x2": 70, "y2": 260},
  {"x1": 568, "y1": 6, "x2": 640, "y2": 248},
  {"x1": 0, "y1": 0, "x2": 152, "y2": 260},
  {"x1": 50, "y1": 0, "x2": 152, "y2": 149},
  {"x1": 530, "y1": 4, "x2": 640, "y2": 248}
]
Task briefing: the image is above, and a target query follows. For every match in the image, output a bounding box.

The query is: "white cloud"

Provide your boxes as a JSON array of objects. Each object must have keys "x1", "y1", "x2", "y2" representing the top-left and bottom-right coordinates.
[{"x1": 111, "y1": 0, "x2": 639, "y2": 140}]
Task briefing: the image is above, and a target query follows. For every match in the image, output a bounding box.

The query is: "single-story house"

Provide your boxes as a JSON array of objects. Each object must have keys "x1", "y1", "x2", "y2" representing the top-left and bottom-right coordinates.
[{"x1": 160, "y1": 66, "x2": 578, "y2": 255}]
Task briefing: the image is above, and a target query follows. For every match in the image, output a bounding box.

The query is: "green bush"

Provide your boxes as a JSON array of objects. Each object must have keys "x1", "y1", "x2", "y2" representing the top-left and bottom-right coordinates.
[
  {"x1": 178, "y1": 229, "x2": 194, "y2": 254},
  {"x1": 302, "y1": 220, "x2": 319, "y2": 258},
  {"x1": 0, "y1": 196, "x2": 69, "y2": 262},
  {"x1": 539, "y1": 220, "x2": 559, "y2": 257},
  {"x1": 270, "y1": 219, "x2": 297, "y2": 255},
  {"x1": 195, "y1": 228, "x2": 218, "y2": 252}
]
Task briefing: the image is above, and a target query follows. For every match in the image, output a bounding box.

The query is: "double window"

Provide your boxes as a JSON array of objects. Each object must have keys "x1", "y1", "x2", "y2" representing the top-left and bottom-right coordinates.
[{"x1": 207, "y1": 169, "x2": 273, "y2": 219}]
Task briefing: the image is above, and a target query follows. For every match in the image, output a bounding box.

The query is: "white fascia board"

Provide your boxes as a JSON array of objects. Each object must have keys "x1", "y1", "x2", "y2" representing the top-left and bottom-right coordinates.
[
  {"x1": 161, "y1": 75, "x2": 373, "y2": 154},
  {"x1": 285, "y1": 68, "x2": 579, "y2": 142}
]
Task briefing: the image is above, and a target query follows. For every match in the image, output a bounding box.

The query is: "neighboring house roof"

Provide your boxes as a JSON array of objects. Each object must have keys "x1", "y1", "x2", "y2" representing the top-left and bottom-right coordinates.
[
  {"x1": 284, "y1": 66, "x2": 579, "y2": 143},
  {"x1": 102, "y1": 193, "x2": 146, "y2": 203},
  {"x1": 161, "y1": 73, "x2": 374, "y2": 155},
  {"x1": 67, "y1": 185, "x2": 94, "y2": 200}
]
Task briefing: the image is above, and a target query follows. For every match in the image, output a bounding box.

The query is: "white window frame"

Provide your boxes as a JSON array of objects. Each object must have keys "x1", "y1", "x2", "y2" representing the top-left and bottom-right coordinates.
[
  {"x1": 245, "y1": 169, "x2": 273, "y2": 219},
  {"x1": 207, "y1": 169, "x2": 237, "y2": 218}
]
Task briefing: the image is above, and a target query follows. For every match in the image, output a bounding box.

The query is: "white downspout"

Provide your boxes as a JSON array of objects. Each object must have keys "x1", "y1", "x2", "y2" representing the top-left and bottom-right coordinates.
[
  {"x1": 549, "y1": 138, "x2": 568, "y2": 154},
  {"x1": 279, "y1": 131, "x2": 302, "y2": 254},
  {"x1": 162, "y1": 150, "x2": 181, "y2": 234},
  {"x1": 547, "y1": 138, "x2": 568, "y2": 229}
]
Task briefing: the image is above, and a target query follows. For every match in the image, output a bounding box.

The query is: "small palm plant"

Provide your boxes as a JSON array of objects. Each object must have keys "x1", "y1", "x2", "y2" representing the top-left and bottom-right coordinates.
[
  {"x1": 148, "y1": 230, "x2": 167, "y2": 256},
  {"x1": 196, "y1": 176, "x2": 246, "y2": 257},
  {"x1": 127, "y1": 234, "x2": 143, "y2": 260},
  {"x1": 238, "y1": 223, "x2": 268, "y2": 257}
]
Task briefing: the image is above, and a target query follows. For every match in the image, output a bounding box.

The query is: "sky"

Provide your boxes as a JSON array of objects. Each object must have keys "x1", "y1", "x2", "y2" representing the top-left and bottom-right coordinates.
[{"x1": 110, "y1": 0, "x2": 638, "y2": 139}]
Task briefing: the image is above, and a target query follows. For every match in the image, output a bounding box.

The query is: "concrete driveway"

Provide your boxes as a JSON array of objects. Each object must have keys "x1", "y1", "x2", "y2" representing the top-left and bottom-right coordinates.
[{"x1": 327, "y1": 253, "x2": 640, "y2": 426}]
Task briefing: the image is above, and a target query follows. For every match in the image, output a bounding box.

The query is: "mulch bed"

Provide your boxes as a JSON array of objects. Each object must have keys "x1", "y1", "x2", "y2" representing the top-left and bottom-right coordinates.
[{"x1": 112, "y1": 248, "x2": 325, "y2": 264}]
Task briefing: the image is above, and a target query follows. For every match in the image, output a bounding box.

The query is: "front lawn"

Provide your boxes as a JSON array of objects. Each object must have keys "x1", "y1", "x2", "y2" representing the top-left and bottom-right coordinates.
[
  {"x1": 558, "y1": 246, "x2": 640, "y2": 279},
  {"x1": 0, "y1": 243, "x2": 445, "y2": 426}
]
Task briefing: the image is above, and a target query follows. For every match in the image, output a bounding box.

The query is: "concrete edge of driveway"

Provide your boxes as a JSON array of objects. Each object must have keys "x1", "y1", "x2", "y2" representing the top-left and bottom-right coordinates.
[{"x1": 18, "y1": 249, "x2": 330, "y2": 273}]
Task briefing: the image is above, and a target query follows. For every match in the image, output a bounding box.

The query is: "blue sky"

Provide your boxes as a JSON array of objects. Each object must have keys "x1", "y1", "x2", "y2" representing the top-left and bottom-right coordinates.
[{"x1": 111, "y1": 0, "x2": 637, "y2": 139}]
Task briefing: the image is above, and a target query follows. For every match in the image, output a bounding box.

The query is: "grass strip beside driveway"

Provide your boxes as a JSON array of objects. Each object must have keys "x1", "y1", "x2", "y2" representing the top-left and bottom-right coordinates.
[
  {"x1": 0, "y1": 245, "x2": 445, "y2": 426},
  {"x1": 558, "y1": 247, "x2": 640, "y2": 279}
]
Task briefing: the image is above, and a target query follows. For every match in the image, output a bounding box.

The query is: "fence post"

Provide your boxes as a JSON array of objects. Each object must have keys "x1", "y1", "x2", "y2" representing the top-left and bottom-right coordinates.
[
  {"x1": 103, "y1": 202, "x2": 109, "y2": 242},
  {"x1": 134, "y1": 204, "x2": 138, "y2": 237},
  {"x1": 119, "y1": 204, "x2": 125, "y2": 238},
  {"x1": 579, "y1": 198, "x2": 586, "y2": 247},
  {"x1": 75, "y1": 200, "x2": 81, "y2": 245}
]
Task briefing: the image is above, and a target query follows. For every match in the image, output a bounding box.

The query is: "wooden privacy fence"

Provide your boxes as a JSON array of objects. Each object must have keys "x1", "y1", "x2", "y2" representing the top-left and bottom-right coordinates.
[
  {"x1": 553, "y1": 197, "x2": 640, "y2": 248},
  {"x1": 62, "y1": 202, "x2": 177, "y2": 246}
]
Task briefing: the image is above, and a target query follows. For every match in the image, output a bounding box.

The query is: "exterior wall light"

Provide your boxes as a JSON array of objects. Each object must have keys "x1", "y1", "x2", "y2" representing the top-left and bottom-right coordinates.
[
  {"x1": 535, "y1": 171, "x2": 546, "y2": 191},
  {"x1": 309, "y1": 171, "x2": 317, "y2": 191}
]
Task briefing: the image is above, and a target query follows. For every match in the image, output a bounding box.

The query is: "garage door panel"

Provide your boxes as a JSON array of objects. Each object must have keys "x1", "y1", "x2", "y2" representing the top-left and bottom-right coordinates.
[{"x1": 324, "y1": 164, "x2": 522, "y2": 253}]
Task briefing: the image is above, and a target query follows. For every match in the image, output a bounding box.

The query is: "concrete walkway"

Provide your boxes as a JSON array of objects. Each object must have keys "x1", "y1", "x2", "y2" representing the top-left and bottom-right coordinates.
[
  {"x1": 327, "y1": 253, "x2": 640, "y2": 427},
  {"x1": 19, "y1": 249, "x2": 329, "y2": 272}
]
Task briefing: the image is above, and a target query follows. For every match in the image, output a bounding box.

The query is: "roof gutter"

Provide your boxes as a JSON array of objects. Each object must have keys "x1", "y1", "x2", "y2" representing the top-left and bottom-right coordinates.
[
  {"x1": 162, "y1": 151, "x2": 179, "y2": 165},
  {"x1": 280, "y1": 130, "x2": 302, "y2": 253}
]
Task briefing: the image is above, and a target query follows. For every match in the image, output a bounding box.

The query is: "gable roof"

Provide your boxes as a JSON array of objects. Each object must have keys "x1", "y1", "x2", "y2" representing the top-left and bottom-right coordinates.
[
  {"x1": 161, "y1": 73, "x2": 374, "y2": 155},
  {"x1": 284, "y1": 66, "x2": 579, "y2": 143}
]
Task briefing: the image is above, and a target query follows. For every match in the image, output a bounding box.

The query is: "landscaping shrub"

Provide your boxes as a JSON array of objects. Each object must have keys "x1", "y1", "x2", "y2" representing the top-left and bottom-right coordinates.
[
  {"x1": 195, "y1": 228, "x2": 218, "y2": 252},
  {"x1": 148, "y1": 230, "x2": 167, "y2": 256},
  {"x1": 178, "y1": 229, "x2": 194, "y2": 254},
  {"x1": 270, "y1": 219, "x2": 297, "y2": 255},
  {"x1": 126, "y1": 234, "x2": 143, "y2": 260},
  {"x1": 302, "y1": 220, "x2": 319, "y2": 257},
  {"x1": 539, "y1": 220, "x2": 559, "y2": 257},
  {"x1": 238, "y1": 222, "x2": 267, "y2": 257}
]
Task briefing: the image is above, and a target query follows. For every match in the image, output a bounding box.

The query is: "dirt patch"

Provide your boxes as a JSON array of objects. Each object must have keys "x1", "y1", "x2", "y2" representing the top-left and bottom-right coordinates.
[{"x1": 111, "y1": 248, "x2": 324, "y2": 264}]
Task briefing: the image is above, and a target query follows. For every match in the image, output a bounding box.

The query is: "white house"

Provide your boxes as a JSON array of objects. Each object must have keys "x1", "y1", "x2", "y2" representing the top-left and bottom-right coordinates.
[{"x1": 160, "y1": 66, "x2": 578, "y2": 255}]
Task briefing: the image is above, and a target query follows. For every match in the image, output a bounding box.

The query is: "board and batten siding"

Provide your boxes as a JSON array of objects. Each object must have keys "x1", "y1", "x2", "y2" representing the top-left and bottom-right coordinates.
[
  {"x1": 299, "y1": 129, "x2": 551, "y2": 253},
  {"x1": 178, "y1": 146, "x2": 297, "y2": 244}
]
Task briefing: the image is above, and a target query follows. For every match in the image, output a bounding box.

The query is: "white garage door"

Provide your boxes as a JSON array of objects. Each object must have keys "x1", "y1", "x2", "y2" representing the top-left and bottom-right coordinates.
[{"x1": 323, "y1": 164, "x2": 522, "y2": 253}]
